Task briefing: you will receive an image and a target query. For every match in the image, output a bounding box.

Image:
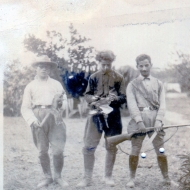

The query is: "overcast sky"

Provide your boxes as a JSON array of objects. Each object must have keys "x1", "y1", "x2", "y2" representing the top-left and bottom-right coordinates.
[{"x1": 0, "y1": 0, "x2": 190, "y2": 70}]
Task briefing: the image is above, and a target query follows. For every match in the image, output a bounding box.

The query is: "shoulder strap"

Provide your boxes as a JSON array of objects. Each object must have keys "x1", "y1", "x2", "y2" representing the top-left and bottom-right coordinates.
[{"x1": 131, "y1": 79, "x2": 159, "y2": 109}]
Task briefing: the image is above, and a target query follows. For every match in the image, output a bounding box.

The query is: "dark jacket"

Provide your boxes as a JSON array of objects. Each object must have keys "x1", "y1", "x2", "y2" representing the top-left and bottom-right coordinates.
[{"x1": 85, "y1": 70, "x2": 126, "y2": 136}]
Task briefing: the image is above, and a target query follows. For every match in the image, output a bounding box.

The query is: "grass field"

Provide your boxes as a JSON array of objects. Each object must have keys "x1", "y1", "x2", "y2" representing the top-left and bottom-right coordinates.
[{"x1": 166, "y1": 96, "x2": 190, "y2": 121}]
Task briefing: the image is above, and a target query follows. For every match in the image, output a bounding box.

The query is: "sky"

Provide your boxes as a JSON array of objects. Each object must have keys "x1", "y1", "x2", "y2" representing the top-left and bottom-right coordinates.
[{"x1": 0, "y1": 0, "x2": 190, "y2": 70}]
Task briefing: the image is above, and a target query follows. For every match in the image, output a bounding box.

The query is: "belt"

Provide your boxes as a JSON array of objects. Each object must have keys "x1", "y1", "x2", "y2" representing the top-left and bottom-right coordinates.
[
  {"x1": 139, "y1": 106, "x2": 158, "y2": 111},
  {"x1": 33, "y1": 105, "x2": 52, "y2": 109}
]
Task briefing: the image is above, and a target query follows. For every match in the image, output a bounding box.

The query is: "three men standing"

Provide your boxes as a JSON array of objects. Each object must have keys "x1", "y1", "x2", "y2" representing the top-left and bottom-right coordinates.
[
  {"x1": 21, "y1": 53, "x2": 171, "y2": 189},
  {"x1": 126, "y1": 54, "x2": 171, "y2": 188}
]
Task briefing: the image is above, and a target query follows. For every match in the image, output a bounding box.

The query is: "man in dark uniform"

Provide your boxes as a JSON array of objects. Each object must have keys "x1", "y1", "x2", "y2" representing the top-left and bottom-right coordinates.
[{"x1": 77, "y1": 50, "x2": 126, "y2": 187}]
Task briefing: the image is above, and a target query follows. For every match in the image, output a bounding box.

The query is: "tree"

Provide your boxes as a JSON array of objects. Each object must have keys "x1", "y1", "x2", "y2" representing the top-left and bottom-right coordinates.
[
  {"x1": 4, "y1": 60, "x2": 35, "y2": 116},
  {"x1": 62, "y1": 24, "x2": 97, "y2": 99},
  {"x1": 4, "y1": 24, "x2": 98, "y2": 116},
  {"x1": 172, "y1": 52, "x2": 190, "y2": 93},
  {"x1": 24, "y1": 23, "x2": 98, "y2": 99}
]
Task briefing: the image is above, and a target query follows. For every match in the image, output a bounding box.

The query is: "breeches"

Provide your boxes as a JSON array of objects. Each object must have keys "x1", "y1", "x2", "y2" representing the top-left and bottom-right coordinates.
[
  {"x1": 129, "y1": 110, "x2": 165, "y2": 156},
  {"x1": 131, "y1": 131, "x2": 165, "y2": 156},
  {"x1": 31, "y1": 107, "x2": 66, "y2": 157},
  {"x1": 82, "y1": 115, "x2": 121, "y2": 155}
]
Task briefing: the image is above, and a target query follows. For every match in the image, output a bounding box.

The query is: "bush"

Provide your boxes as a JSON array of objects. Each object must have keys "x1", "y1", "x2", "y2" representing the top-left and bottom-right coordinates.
[
  {"x1": 173, "y1": 52, "x2": 190, "y2": 92},
  {"x1": 178, "y1": 154, "x2": 190, "y2": 189}
]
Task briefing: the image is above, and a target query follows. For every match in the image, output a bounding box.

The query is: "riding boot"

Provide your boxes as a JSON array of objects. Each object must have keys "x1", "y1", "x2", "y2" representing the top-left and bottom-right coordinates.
[
  {"x1": 157, "y1": 155, "x2": 171, "y2": 185},
  {"x1": 104, "y1": 151, "x2": 116, "y2": 186},
  {"x1": 37, "y1": 153, "x2": 53, "y2": 189},
  {"x1": 53, "y1": 153, "x2": 69, "y2": 187},
  {"x1": 76, "y1": 153, "x2": 95, "y2": 187},
  {"x1": 126, "y1": 155, "x2": 139, "y2": 188}
]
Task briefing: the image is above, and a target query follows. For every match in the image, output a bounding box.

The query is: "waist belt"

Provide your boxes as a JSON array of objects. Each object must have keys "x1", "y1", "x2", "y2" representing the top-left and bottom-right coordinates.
[
  {"x1": 139, "y1": 106, "x2": 158, "y2": 111},
  {"x1": 33, "y1": 105, "x2": 52, "y2": 109}
]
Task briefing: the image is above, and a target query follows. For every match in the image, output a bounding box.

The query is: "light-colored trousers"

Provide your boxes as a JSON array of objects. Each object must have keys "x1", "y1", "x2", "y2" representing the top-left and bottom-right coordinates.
[
  {"x1": 32, "y1": 107, "x2": 66, "y2": 156},
  {"x1": 128, "y1": 110, "x2": 165, "y2": 156},
  {"x1": 83, "y1": 115, "x2": 120, "y2": 154}
]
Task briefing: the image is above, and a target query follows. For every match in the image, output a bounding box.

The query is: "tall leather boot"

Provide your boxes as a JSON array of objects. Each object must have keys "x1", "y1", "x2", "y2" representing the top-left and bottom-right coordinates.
[
  {"x1": 37, "y1": 153, "x2": 53, "y2": 189},
  {"x1": 53, "y1": 153, "x2": 69, "y2": 187},
  {"x1": 126, "y1": 155, "x2": 139, "y2": 188},
  {"x1": 157, "y1": 155, "x2": 171, "y2": 185},
  {"x1": 104, "y1": 151, "x2": 116, "y2": 186},
  {"x1": 76, "y1": 153, "x2": 95, "y2": 187}
]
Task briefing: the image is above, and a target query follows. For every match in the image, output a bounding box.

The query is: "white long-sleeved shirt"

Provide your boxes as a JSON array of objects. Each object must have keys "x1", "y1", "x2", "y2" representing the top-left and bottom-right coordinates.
[
  {"x1": 21, "y1": 76, "x2": 66, "y2": 127},
  {"x1": 127, "y1": 75, "x2": 165, "y2": 123}
]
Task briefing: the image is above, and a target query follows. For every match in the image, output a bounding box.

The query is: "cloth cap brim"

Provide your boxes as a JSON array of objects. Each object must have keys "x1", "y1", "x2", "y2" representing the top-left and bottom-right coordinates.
[{"x1": 32, "y1": 61, "x2": 57, "y2": 68}]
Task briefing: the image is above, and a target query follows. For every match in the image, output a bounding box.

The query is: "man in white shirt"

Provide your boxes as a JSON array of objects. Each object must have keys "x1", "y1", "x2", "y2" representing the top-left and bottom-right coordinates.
[{"x1": 21, "y1": 56, "x2": 68, "y2": 189}]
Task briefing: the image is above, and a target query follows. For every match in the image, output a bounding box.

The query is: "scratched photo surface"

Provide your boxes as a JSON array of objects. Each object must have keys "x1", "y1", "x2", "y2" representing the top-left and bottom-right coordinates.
[{"x1": 1, "y1": 1, "x2": 190, "y2": 190}]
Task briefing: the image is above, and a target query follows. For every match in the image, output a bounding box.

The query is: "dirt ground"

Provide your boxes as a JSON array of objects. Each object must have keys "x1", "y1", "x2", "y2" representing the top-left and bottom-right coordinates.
[{"x1": 4, "y1": 96, "x2": 190, "y2": 190}]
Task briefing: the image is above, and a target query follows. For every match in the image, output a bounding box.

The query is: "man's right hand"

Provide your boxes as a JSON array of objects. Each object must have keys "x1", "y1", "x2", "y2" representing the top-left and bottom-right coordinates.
[
  {"x1": 90, "y1": 98, "x2": 100, "y2": 108},
  {"x1": 32, "y1": 120, "x2": 41, "y2": 128},
  {"x1": 91, "y1": 96, "x2": 99, "y2": 102},
  {"x1": 137, "y1": 121, "x2": 146, "y2": 133}
]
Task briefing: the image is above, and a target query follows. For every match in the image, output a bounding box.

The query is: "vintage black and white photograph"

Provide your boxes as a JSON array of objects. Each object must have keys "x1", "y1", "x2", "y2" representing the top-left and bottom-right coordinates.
[{"x1": 1, "y1": 0, "x2": 190, "y2": 189}]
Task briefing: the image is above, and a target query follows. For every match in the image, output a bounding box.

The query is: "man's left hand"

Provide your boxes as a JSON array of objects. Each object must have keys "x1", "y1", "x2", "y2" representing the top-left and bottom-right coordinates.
[{"x1": 154, "y1": 120, "x2": 163, "y2": 132}]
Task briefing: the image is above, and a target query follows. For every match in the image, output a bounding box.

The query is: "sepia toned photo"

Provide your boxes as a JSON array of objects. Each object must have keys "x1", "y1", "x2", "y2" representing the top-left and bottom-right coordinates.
[{"x1": 1, "y1": 1, "x2": 190, "y2": 189}]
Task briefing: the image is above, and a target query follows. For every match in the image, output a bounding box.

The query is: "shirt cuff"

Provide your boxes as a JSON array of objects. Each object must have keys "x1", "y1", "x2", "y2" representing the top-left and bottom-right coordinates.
[
  {"x1": 27, "y1": 117, "x2": 36, "y2": 127},
  {"x1": 133, "y1": 115, "x2": 143, "y2": 123},
  {"x1": 85, "y1": 94, "x2": 94, "y2": 103},
  {"x1": 156, "y1": 114, "x2": 164, "y2": 122}
]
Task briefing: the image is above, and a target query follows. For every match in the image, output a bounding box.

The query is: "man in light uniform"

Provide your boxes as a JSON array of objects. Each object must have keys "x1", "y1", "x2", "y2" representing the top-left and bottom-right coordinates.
[
  {"x1": 126, "y1": 54, "x2": 171, "y2": 188},
  {"x1": 77, "y1": 50, "x2": 126, "y2": 187},
  {"x1": 21, "y1": 56, "x2": 68, "y2": 189}
]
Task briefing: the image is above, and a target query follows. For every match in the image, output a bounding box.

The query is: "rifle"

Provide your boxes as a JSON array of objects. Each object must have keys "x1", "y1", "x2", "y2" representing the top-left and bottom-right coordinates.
[{"x1": 106, "y1": 124, "x2": 190, "y2": 147}]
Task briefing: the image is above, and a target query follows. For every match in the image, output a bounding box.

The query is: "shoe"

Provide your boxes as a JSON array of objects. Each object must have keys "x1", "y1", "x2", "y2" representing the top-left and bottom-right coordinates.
[
  {"x1": 163, "y1": 177, "x2": 171, "y2": 185},
  {"x1": 76, "y1": 178, "x2": 91, "y2": 187},
  {"x1": 54, "y1": 178, "x2": 69, "y2": 188},
  {"x1": 126, "y1": 179, "x2": 135, "y2": 188},
  {"x1": 104, "y1": 177, "x2": 115, "y2": 187},
  {"x1": 126, "y1": 155, "x2": 139, "y2": 188},
  {"x1": 37, "y1": 178, "x2": 53, "y2": 189}
]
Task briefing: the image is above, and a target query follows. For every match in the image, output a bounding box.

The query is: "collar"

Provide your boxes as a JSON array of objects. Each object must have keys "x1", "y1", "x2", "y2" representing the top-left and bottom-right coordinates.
[
  {"x1": 101, "y1": 69, "x2": 113, "y2": 76},
  {"x1": 35, "y1": 75, "x2": 50, "y2": 82},
  {"x1": 138, "y1": 74, "x2": 152, "y2": 81}
]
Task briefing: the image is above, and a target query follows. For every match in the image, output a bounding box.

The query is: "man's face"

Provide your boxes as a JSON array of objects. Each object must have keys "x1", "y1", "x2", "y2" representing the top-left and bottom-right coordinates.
[
  {"x1": 136, "y1": 59, "x2": 152, "y2": 77},
  {"x1": 36, "y1": 63, "x2": 51, "y2": 78},
  {"x1": 100, "y1": 60, "x2": 112, "y2": 73}
]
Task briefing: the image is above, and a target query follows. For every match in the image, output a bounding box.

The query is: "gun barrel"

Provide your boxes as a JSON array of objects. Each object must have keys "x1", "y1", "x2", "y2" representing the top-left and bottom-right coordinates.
[
  {"x1": 130, "y1": 124, "x2": 190, "y2": 133},
  {"x1": 107, "y1": 124, "x2": 190, "y2": 147}
]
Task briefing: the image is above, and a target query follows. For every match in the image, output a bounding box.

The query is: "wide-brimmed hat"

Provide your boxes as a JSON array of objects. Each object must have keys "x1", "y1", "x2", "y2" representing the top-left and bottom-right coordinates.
[{"x1": 32, "y1": 55, "x2": 58, "y2": 68}]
